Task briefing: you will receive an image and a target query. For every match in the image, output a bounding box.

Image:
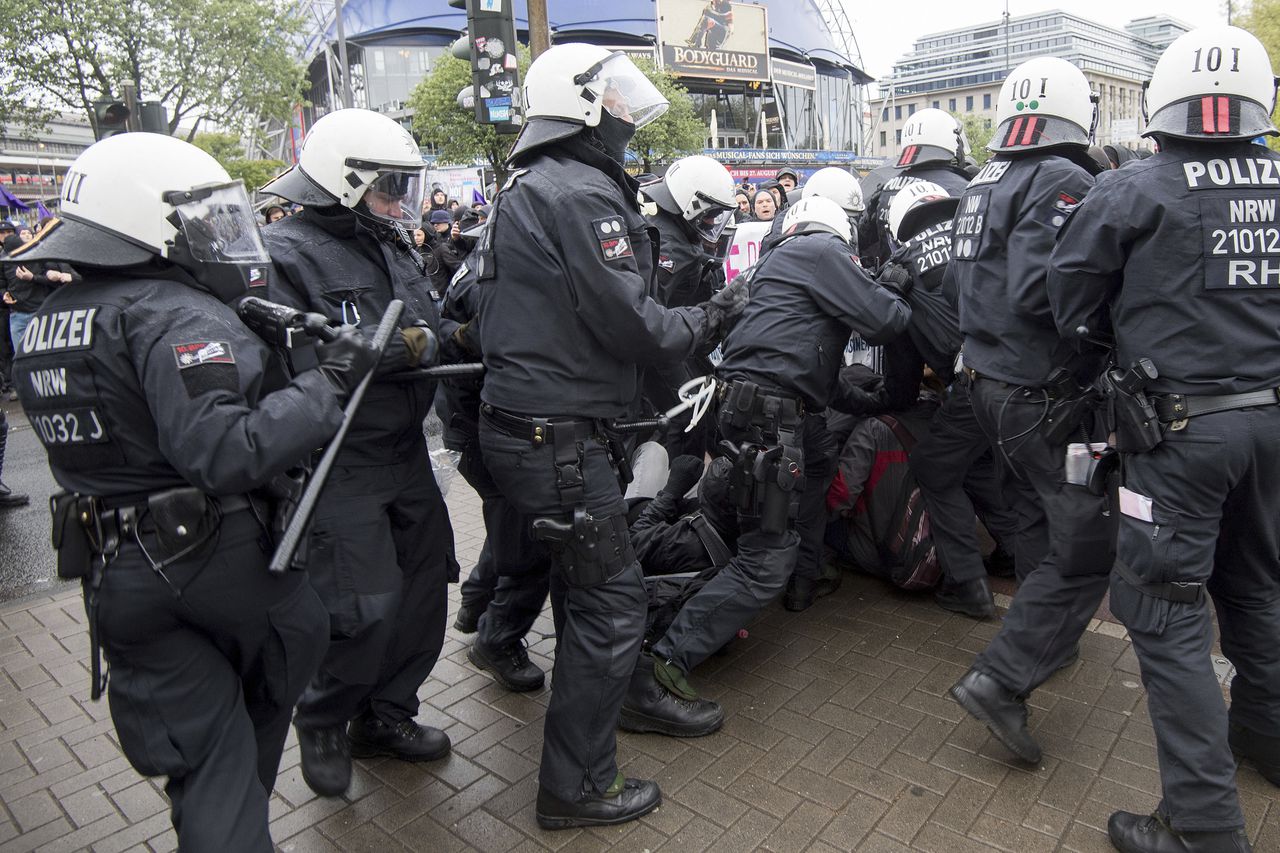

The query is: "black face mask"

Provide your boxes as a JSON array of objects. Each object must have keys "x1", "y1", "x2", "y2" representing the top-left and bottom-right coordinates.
[{"x1": 591, "y1": 111, "x2": 637, "y2": 165}]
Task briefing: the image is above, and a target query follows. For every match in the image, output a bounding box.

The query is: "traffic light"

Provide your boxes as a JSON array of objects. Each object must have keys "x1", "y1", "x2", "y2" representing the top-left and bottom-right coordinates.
[
  {"x1": 93, "y1": 101, "x2": 130, "y2": 141},
  {"x1": 461, "y1": 0, "x2": 524, "y2": 134},
  {"x1": 138, "y1": 101, "x2": 169, "y2": 135}
]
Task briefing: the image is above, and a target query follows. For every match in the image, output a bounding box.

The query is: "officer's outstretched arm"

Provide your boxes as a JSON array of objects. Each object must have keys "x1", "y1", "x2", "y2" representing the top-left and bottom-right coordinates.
[
  {"x1": 1047, "y1": 180, "x2": 1132, "y2": 347},
  {"x1": 135, "y1": 315, "x2": 345, "y2": 496},
  {"x1": 810, "y1": 242, "x2": 911, "y2": 344},
  {"x1": 557, "y1": 191, "x2": 701, "y2": 365}
]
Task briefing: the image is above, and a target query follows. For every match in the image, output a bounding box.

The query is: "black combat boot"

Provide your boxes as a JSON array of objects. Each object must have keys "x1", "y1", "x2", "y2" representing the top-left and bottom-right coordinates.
[
  {"x1": 453, "y1": 603, "x2": 482, "y2": 634},
  {"x1": 935, "y1": 576, "x2": 997, "y2": 619},
  {"x1": 536, "y1": 773, "x2": 661, "y2": 830},
  {"x1": 468, "y1": 639, "x2": 545, "y2": 692},
  {"x1": 1229, "y1": 721, "x2": 1280, "y2": 787},
  {"x1": 1107, "y1": 811, "x2": 1252, "y2": 853},
  {"x1": 949, "y1": 669, "x2": 1042, "y2": 764},
  {"x1": 620, "y1": 654, "x2": 723, "y2": 737},
  {"x1": 295, "y1": 724, "x2": 352, "y2": 797},
  {"x1": 348, "y1": 713, "x2": 450, "y2": 762}
]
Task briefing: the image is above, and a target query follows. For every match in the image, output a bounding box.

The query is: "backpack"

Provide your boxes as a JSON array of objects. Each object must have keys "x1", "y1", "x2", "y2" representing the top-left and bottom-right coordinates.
[{"x1": 874, "y1": 415, "x2": 941, "y2": 590}]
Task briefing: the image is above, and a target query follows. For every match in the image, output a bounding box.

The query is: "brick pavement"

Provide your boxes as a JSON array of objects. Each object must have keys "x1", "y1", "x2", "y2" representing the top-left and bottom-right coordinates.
[{"x1": 0, "y1": 480, "x2": 1275, "y2": 852}]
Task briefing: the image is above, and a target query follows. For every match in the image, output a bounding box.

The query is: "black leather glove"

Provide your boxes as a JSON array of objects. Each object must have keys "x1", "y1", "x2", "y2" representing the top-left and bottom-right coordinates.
[
  {"x1": 315, "y1": 325, "x2": 378, "y2": 403},
  {"x1": 663, "y1": 455, "x2": 705, "y2": 498},
  {"x1": 401, "y1": 322, "x2": 439, "y2": 367},
  {"x1": 696, "y1": 275, "x2": 750, "y2": 341},
  {"x1": 876, "y1": 262, "x2": 913, "y2": 297}
]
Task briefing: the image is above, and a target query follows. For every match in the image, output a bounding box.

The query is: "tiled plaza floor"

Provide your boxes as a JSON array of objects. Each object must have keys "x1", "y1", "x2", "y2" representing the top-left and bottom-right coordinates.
[{"x1": 0, "y1": 481, "x2": 1275, "y2": 852}]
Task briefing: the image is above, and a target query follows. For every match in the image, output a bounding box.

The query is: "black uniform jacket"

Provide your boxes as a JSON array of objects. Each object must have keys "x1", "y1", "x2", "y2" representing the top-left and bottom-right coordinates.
[
  {"x1": 476, "y1": 145, "x2": 708, "y2": 419},
  {"x1": 946, "y1": 152, "x2": 1097, "y2": 386},
  {"x1": 1050, "y1": 139, "x2": 1280, "y2": 397},
  {"x1": 12, "y1": 271, "x2": 342, "y2": 500},
  {"x1": 718, "y1": 231, "x2": 911, "y2": 411},
  {"x1": 263, "y1": 208, "x2": 441, "y2": 466}
]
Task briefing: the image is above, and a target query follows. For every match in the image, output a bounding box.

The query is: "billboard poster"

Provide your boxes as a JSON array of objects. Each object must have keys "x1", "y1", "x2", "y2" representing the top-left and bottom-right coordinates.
[{"x1": 656, "y1": 0, "x2": 770, "y2": 83}]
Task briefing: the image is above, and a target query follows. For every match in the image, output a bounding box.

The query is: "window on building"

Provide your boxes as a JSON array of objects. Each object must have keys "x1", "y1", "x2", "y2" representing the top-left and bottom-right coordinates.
[
  {"x1": 880, "y1": 130, "x2": 887, "y2": 147},
  {"x1": 932, "y1": 100, "x2": 940, "y2": 109},
  {"x1": 895, "y1": 105, "x2": 902, "y2": 120},
  {"x1": 949, "y1": 98, "x2": 957, "y2": 111},
  {"x1": 983, "y1": 93, "x2": 992, "y2": 109},
  {"x1": 966, "y1": 95, "x2": 974, "y2": 111},
  {"x1": 882, "y1": 107, "x2": 888, "y2": 121},
  {"x1": 896, "y1": 129, "x2": 902, "y2": 145},
  {"x1": 908, "y1": 103, "x2": 916, "y2": 116}
]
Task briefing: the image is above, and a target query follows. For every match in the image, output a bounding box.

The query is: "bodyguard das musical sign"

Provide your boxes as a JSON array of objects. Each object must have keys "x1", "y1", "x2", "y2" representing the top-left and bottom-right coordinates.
[{"x1": 656, "y1": 0, "x2": 770, "y2": 83}]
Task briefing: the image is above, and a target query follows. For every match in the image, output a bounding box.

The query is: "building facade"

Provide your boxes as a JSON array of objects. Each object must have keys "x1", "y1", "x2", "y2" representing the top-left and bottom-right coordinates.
[
  {"x1": 0, "y1": 113, "x2": 96, "y2": 216},
  {"x1": 298, "y1": 0, "x2": 873, "y2": 168},
  {"x1": 867, "y1": 11, "x2": 1191, "y2": 159}
]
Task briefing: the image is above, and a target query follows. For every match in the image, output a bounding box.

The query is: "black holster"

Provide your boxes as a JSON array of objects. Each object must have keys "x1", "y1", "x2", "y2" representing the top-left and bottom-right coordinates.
[
  {"x1": 50, "y1": 491, "x2": 95, "y2": 580},
  {"x1": 531, "y1": 508, "x2": 635, "y2": 588},
  {"x1": 143, "y1": 486, "x2": 220, "y2": 568}
]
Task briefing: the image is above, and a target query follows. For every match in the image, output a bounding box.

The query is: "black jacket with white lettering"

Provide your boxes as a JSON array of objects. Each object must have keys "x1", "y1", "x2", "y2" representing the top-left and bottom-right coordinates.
[
  {"x1": 263, "y1": 207, "x2": 442, "y2": 466},
  {"x1": 12, "y1": 269, "x2": 342, "y2": 501},
  {"x1": 718, "y1": 231, "x2": 911, "y2": 411},
  {"x1": 1049, "y1": 138, "x2": 1280, "y2": 396},
  {"x1": 858, "y1": 162, "x2": 972, "y2": 271},
  {"x1": 476, "y1": 137, "x2": 709, "y2": 419},
  {"x1": 945, "y1": 151, "x2": 1099, "y2": 386}
]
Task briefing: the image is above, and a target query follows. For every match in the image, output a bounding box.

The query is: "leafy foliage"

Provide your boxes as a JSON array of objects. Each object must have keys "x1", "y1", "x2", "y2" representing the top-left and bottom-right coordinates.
[
  {"x1": 953, "y1": 112, "x2": 994, "y2": 166},
  {"x1": 408, "y1": 47, "x2": 706, "y2": 182},
  {"x1": 193, "y1": 131, "x2": 284, "y2": 192},
  {"x1": 0, "y1": 0, "x2": 306, "y2": 140},
  {"x1": 1237, "y1": 0, "x2": 1280, "y2": 151}
]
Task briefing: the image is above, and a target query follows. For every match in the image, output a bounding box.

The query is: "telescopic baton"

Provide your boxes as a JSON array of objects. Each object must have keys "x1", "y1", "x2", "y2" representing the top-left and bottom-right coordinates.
[{"x1": 268, "y1": 299, "x2": 405, "y2": 573}]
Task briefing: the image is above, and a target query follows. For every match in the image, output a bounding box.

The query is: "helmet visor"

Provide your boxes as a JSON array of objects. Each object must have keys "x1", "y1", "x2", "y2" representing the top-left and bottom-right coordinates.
[
  {"x1": 169, "y1": 182, "x2": 269, "y2": 264},
  {"x1": 596, "y1": 53, "x2": 669, "y2": 129},
  {"x1": 692, "y1": 205, "x2": 734, "y2": 242},
  {"x1": 351, "y1": 163, "x2": 426, "y2": 229}
]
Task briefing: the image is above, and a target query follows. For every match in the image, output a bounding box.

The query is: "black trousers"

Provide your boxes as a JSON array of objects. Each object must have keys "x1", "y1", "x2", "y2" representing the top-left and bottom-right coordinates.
[
  {"x1": 98, "y1": 511, "x2": 329, "y2": 852},
  {"x1": 479, "y1": 416, "x2": 645, "y2": 802},
  {"x1": 910, "y1": 377, "x2": 1024, "y2": 582},
  {"x1": 793, "y1": 413, "x2": 840, "y2": 586},
  {"x1": 294, "y1": 443, "x2": 456, "y2": 729},
  {"x1": 1112, "y1": 405, "x2": 1280, "y2": 832},
  {"x1": 650, "y1": 406, "x2": 802, "y2": 674},
  {"x1": 968, "y1": 377, "x2": 1115, "y2": 695},
  {"x1": 456, "y1": 438, "x2": 551, "y2": 648}
]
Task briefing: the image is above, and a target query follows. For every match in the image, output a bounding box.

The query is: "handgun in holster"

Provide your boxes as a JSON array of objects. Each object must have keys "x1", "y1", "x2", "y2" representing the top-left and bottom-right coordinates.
[
  {"x1": 752, "y1": 445, "x2": 803, "y2": 535},
  {"x1": 1102, "y1": 357, "x2": 1163, "y2": 453},
  {"x1": 1040, "y1": 367, "x2": 1101, "y2": 446}
]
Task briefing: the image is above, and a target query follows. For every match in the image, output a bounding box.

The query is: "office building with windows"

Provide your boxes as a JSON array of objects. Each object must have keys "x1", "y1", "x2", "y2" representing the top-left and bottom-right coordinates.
[{"x1": 867, "y1": 11, "x2": 1191, "y2": 159}]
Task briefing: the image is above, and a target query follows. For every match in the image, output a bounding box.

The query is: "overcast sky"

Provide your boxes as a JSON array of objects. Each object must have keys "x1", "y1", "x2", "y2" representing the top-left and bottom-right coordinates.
[{"x1": 841, "y1": 0, "x2": 1234, "y2": 81}]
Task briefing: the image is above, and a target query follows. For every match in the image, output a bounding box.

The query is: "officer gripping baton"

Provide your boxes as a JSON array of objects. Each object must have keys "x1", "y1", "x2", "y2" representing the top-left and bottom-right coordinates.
[{"x1": 268, "y1": 299, "x2": 405, "y2": 573}]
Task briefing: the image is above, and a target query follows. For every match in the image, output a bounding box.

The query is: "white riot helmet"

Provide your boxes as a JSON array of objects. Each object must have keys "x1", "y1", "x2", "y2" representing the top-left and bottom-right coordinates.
[
  {"x1": 11, "y1": 133, "x2": 269, "y2": 303},
  {"x1": 260, "y1": 108, "x2": 426, "y2": 230},
  {"x1": 886, "y1": 180, "x2": 959, "y2": 242},
  {"x1": 801, "y1": 167, "x2": 864, "y2": 214},
  {"x1": 780, "y1": 196, "x2": 852, "y2": 244},
  {"x1": 647, "y1": 155, "x2": 736, "y2": 240},
  {"x1": 991, "y1": 57, "x2": 1097, "y2": 152},
  {"x1": 897, "y1": 108, "x2": 968, "y2": 167},
  {"x1": 1144, "y1": 25, "x2": 1279, "y2": 141},
  {"x1": 509, "y1": 44, "x2": 669, "y2": 160}
]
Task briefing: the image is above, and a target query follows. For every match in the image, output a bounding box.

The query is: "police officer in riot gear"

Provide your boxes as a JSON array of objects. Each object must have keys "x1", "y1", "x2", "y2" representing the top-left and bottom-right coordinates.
[
  {"x1": 623, "y1": 197, "x2": 910, "y2": 734},
  {"x1": 859, "y1": 108, "x2": 973, "y2": 270},
  {"x1": 761, "y1": 166, "x2": 864, "y2": 253},
  {"x1": 1049, "y1": 26, "x2": 1278, "y2": 853},
  {"x1": 259, "y1": 108, "x2": 460, "y2": 797},
  {"x1": 946, "y1": 57, "x2": 1112, "y2": 765},
  {"x1": 879, "y1": 183, "x2": 1022, "y2": 617},
  {"x1": 8, "y1": 133, "x2": 376, "y2": 851},
  {"x1": 642, "y1": 154, "x2": 737, "y2": 456},
  {"x1": 475, "y1": 43, "x2": 747, "y2": 829}
]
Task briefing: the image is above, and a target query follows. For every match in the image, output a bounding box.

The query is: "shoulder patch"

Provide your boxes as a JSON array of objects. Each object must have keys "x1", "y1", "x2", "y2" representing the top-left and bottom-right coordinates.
[
  {"x1": 173, "y1": 341, "x2": 235, "y2": 369},
  {"x1": 593, "y1": 216, "x2": 633, "y2": 262},
  {"x1": 658, "y1": 254, "x2": 675, "y2": 271}
]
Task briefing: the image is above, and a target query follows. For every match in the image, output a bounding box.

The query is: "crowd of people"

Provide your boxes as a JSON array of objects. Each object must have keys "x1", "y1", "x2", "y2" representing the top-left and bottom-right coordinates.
[{"x1": 0, "y1": 22, "x2": 1276, "y2": 853}]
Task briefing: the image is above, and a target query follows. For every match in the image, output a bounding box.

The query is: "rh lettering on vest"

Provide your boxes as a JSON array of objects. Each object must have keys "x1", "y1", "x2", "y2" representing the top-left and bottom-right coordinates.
[
  {"x1": 20, "y1": 308, "x2": 97, "y2": 355},
  {"x1": 1183, "y1": 158, "x2": 1280, "y2": 189}
]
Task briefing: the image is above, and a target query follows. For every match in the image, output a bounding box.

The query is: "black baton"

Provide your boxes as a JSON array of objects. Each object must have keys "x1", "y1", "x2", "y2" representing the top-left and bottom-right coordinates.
[{"x1": 268, "y1": 299, "x2": 405, "y2": 573}]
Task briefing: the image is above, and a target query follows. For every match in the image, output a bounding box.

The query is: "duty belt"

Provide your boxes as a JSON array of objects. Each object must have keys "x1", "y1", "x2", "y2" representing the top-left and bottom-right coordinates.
[
  {"x1": 1152, "y1": 387, "x2": 1280, "y2": 426},
  {"x1": 479, "y1": 404, "x2": 599, "y2": 447}
]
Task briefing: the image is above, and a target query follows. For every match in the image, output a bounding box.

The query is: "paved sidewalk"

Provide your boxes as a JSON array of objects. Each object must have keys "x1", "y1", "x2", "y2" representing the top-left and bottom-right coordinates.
[{"x1": 0, "y1": 481, "x2": 1275, "y2": 852}]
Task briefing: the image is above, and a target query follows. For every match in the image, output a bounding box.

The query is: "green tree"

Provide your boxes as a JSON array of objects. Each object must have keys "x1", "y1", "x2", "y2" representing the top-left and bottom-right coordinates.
[
  {"x1": 0, "y1": 0, "x2": 306, "y2": 140},
  {"x1": 627, "y1": 57, "x2": 706, "y2": 172},
  {"x1": 408, "y1": 48, "x2": 705, "y2": 183},
  {"x1": 1236, "y1": 0, "x2": 1280, "y2": 151},
  {"x1": 953, "y1": 112, "x2": 994, "y2": 166},
  {"x1": 193, "y1": 131, "x2": 284, "y2": 192}
]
